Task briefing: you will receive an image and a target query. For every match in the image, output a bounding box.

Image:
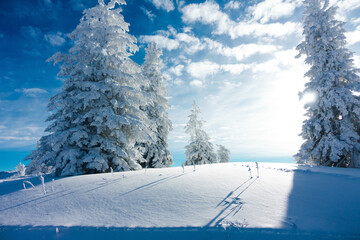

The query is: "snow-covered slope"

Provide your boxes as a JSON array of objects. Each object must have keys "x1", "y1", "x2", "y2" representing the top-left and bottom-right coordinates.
[{"x1": 1, "y1": 162, "x2": 360, "y2": 239}]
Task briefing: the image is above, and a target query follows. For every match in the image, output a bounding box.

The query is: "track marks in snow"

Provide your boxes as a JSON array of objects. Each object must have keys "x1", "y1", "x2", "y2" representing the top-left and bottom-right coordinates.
[
  {"x1": 118, "y1": 173, "x2": 185, "y2": 197},
  {"x1": 207, "y1": 178, "x2": 258, "y2": 227}
]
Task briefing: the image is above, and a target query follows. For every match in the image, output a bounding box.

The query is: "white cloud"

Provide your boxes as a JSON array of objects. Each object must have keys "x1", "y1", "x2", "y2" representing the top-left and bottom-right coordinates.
[
  {"x1": 346, "y1": 26, "x2": 360, "y2": 46},
  {"x1": 205, "y1": 38, "x2": 280, "y2": 60},
  {"x1": 333, "y1": 0, "x2": 360, "y2": 13},
  {"x1": 182, "y1": 26, "x2": 192, "y2": 33},
  {"x1": 251, "y1": 49, "x2": 301, "y2": 73},
  {"x1": 173, "y1": 78, "x2": 184, "y2": 86},
  {"x1": 224, "y1": 1, "x2": 241, "y2": 10},
  {"x1": 140, "y1": 35, "x2": 180, "y2": 51},
  {"x1": 248, "y1": 0, "x2": 301, "y2": 24},
  {"x1": 151, "y1": 0, "x2": 175, "y2": 12},
  {"x1": 141, "y1": 6, "x2": 156, "y2": 21},
  {"x1": 353, "y1": 55, "x2": 360, "y2": 68},
  {"x1": 186, "y1": 61, "x2": 220, "y2": 79},
  {"x1": 330, "y1": 0, "x2": 360, "y2": 21},
  {"x1": 221, "y1": 64, "x2": 253, "y2": 74},
  {"x1": 140, "y1": 30, "x2": 205, "y2": 54},
  {"x1": 141, "y1": 27, "x2": 281, "y2": 59},
  {"x1": 15, "y1": 88, "x2": 48, "y2": 97},
  {"x1": 351, "y1": 17, "x2": 360, "y2": 26},
  {"x1": 163, "y1": 72, "x2": 172, "y2": 82},
  {"x1": 0, "y1": 136, "x2": 39, "y2": 141},
  {"x1": 176, "y1": 33, "x2": 206, "y2": 54},
  {"x1": 252, "y1": 59, "x2": 281, "y2": 73},
  {"x1": 189, "y1": 80, "x2": 203, "y2": 87},
  {"x1": 186, "y1": 61, "x2": 255, "y2": 79},
  {"x1": 227, "y1": 21, "x2": 301, "y2": 39},
  {"x1": 181, "y1": 1, "x2": 301, "y2": 39},
  {"x1": 169, "y1": 64, "x2": 185, "y2": 76},
  {"x1": 181, "y1": 1, "x2": 229, "y2": 26},
  {"x1": 44, "y1": 32, "x2": 66, "y2": 46},
  {"x1": 21, "y1": 26, "x2": 42, "y2": 39}
]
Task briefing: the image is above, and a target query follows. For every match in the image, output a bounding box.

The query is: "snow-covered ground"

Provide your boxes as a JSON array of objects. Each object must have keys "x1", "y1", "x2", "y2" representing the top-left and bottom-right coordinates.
[{"x1": 1, "y1": 162, "x2": 360, "y2": 239}]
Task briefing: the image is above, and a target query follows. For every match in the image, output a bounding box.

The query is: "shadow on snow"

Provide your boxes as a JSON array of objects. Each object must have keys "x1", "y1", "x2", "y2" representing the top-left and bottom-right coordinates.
[
  {"x1": 207, "y1": 178, "x2": 257, "y2": 227},
  {"x1": 285, "y1": 166, "x2": 360, "y2": 234},
  {"x1": 0, "y1": 172, "x2": 185, "y2": 212}
]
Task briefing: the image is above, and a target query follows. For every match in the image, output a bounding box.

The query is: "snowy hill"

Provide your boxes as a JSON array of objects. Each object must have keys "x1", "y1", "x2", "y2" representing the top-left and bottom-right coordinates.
[{"x1": 1, "y1": 162, "x2": 360, "y2": 239}]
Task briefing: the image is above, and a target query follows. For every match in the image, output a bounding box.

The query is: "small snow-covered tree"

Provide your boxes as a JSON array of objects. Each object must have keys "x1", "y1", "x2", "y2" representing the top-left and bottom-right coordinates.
[
  {"x1": 217, "y1": 144, "x2": 230, "y2": 163},
  {"x1": 16, "y1": 162, "x2": 26, "y2": 176},
  {"x1": 137, "y1": 43, "x2": 173, "y2": 168},
  {"x1": 26, "y1": 0, "x2": 152, "y2": 176},
  {"x1": 184, "y1": 101, "x2": 216, "y2": 166},
  {"x1": 295, "y1": 0, "x2": 360, "y2": 168}
]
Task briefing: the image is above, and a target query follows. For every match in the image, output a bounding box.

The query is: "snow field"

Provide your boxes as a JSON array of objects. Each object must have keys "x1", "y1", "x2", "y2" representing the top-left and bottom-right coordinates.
[{"x1": 1, "y1": 162, "x2": 360, "y2": 239}]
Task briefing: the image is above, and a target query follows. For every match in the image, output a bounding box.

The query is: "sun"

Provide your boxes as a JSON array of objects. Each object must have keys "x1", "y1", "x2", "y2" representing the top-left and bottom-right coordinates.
[{"x1": 300, "y1": 92, "x2": 316, "y2": 104}]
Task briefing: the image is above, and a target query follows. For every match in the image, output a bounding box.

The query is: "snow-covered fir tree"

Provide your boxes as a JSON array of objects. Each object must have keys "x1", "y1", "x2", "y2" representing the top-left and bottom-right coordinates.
[
  {"x1": 137, "y1": 43, "x2": 173, "y2": 168},
  {"x1": 217, "y1": 144, "x2": 230, "y2": 163},
  {"x1": 26, "y1": 0, "x2": 153, "y2": 176},
  {"x1": 184, "y1": 101, "x2": 217, "y2": 166},
  {"x1": 16, "y1": 162, "x2": 26, "y2": 177},
  {"x1": 295, "y1": 0, "x2": 360, "y2": 168}
]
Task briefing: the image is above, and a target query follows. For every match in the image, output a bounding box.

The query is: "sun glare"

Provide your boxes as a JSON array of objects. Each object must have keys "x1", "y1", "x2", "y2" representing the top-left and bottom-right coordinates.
[{"x1": 301, "y1": 92, "x2": 316, "y2": 104}]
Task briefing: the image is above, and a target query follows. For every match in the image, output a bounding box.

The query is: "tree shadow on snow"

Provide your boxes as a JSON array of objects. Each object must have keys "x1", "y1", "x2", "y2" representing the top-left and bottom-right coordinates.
[
  {"x1": 284, "y1": 165, "x2": 360, "y2": 235},
  {"x1": 0, "y1": 173, "x2": 185, "y2": 212},
  {"x1": 206, "y1": 178, "x2": 258, "y2": 227},
  {"x1": 118, "y1": 173, "x2": 185, "y2": 197}
]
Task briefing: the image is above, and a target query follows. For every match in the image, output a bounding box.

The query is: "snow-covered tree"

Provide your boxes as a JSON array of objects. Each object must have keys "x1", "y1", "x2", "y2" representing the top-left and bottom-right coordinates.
[
  {"x1": 184, "y1": 101, "x2": 216, "y2": 166},
  {"x1": 137, "y1": 43, "x2": 173, "y2": 168},
  {"x1": 16, "y1": 162, "x2": 26, "y2": 177},
  {"x1": 295, "y1": 0, "x2": 360, "y2": 168},
  {"x1": 26, "y1": 0, "x2": 152, "y2": 176},
  {"x1": 217, "y1": 144, "x2": 230, "y2": 163}
]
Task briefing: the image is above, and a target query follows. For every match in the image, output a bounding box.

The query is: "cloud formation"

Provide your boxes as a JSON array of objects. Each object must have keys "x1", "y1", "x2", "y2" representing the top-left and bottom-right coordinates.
[
  {"x1": 140, "y1": 35, "x2": 180, "y2": 50},
  {"x1": 141, "y1": 29, "x2": 281, "y2": 61},
  {"x1": 187, "y1": 61, "x2": 220, "y2": 79},
  {"x1": 21, "y1": 26, "x2": 42, "y2": 39},
  {"x1": 346, "y1": 25, "x2": 360, "y2": 46},
  {"x1": 141, "y1": 6, "x2": 156, "y2": 21},
  {"x1": 150, "y1": 0, "x2": 175, "y2": 12},
  {"x1": 15, "y1": 88, "x2": 48, "y2": 97},
  {"x1": 224, "y1": 1, "x2": 241, "y2": 10},
  {"x1": 248, "y1": 0, "x2": 301, "y2": 24},
  {"x1": 44, "y1": 32, "x2": 66, "y2": 46},
  {"x1": 169, "y1": 64, "x2": 185, "y2": 76},
  {"x1": 181, "y1": 0, "x2": 301, "y2": 39}
]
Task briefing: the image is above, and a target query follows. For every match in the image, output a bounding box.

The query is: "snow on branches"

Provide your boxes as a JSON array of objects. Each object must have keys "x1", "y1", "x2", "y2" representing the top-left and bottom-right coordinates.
[
  {"x1": 136, "y1": 43, "x2": 173, "y2": 168},
  {"x1": 295, "y1": 0, "x2": 360, "y2": 168},
  {"x1": 184, "y1": 101, "x2": 217, "y2": 166},
  {"x1": 26, "y1": 0, "x2": 156, "y2": 176}
]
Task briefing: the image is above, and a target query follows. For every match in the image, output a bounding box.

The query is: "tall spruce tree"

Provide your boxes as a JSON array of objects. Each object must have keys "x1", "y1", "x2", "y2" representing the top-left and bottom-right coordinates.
[
  {"x1": 295, "y1": 0, "x2": 360, "y2": 168},
  {"x1": 26, "y1": 0, "x2": 152, "y2": 176},
  {"x1": 184, "y1": 101, "x2": 216, "y2": 166},
  {"x1": 138, "y1": 43, "x2": 173, "y2": 168}
]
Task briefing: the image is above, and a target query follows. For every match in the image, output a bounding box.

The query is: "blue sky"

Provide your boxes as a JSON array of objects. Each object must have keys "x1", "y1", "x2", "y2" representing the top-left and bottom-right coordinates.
[{"x1": 0, "y1": 0, "x2": 360, "y2": 171}]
